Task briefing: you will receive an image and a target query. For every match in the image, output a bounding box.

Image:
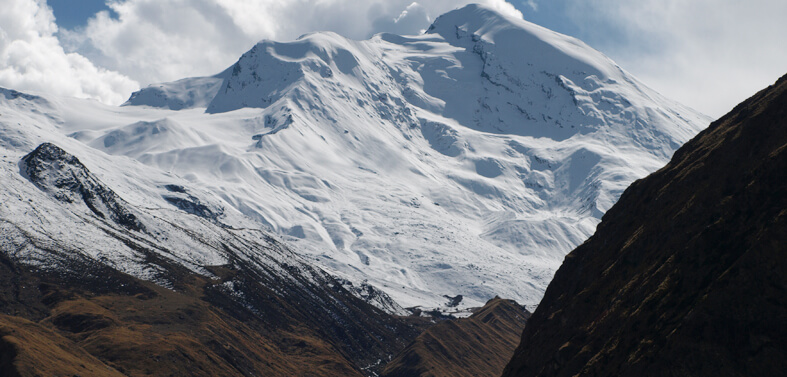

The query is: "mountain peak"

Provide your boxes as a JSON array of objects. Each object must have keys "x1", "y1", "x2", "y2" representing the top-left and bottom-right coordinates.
[
  {"x1": 75, "y1": 5, "x2": 709, "y2": 310},
  {"x1": 427, "y1": 3, "x2": 616, "y2": 81},
  {"x1": 21, "y1": 143, "x2": 145, "y2": 231},
  {"x1": 426, "y1": 3, "x2": 522, "y2": 41}
]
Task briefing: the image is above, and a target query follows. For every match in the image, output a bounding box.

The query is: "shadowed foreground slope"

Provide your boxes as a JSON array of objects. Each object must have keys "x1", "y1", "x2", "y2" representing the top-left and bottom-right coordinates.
[
  {"x1": 503, "y1": 74, "x2": 787, "y2": 376},
  {"x1": 382, "y1": 298, "x2": 530, "y2": 377}
]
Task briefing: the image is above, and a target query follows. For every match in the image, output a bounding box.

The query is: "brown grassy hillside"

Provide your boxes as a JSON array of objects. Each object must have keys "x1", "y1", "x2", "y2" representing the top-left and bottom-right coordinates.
[
  {"x1": 382, "y1": 298, "x2": 530, "y2": 377},
  {"x1": 0, "y1": 248, "x2": 431, "y2": 376}
]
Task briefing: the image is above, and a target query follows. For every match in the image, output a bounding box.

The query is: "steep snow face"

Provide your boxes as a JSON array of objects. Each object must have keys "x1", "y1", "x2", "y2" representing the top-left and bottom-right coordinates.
[
  {"x1": 0, "y1": 92, "x2": 382, "y2": 312},
  {"x1": 9, "y1": 4, "x2": 709, "y2": 310},
  {"x1": 123, "y1": 69, "x2": 230, "y2": 110}
]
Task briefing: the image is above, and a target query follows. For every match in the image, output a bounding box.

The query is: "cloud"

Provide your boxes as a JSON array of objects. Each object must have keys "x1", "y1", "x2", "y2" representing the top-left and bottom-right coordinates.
[
  {"x1": 4, "y1": 0, "x2": 780, "y2": 117},
  {"x1": 563, "y1": 0, "x2": 787, "y2": 117},
  {"x1": 373, "y1": 2, "x2": 432, "y2": 35},
  {"x1": 64, "y1": 0, "x2": 522, "y2": 86},
  {"x1": 0, "y1": 0, "x2": 138, "y2": 104},
  {"x1": 0, "y1": 0, "x2": 520, "y2": 105}
]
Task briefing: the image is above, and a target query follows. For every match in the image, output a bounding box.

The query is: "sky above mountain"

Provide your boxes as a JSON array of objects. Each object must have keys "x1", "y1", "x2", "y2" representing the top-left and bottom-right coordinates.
[{"x1": 1, "y1": 0, "x2": 784, "y2": 118}]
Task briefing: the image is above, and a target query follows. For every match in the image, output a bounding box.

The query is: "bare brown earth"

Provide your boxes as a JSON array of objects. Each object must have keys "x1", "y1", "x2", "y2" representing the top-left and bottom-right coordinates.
[
  {"x1": 502, "y1": 74, "x2": 787, "y2": 376},
  {"x1": 0, "y1": 314, "x2": 126, "y2": 377},
  {"x1": 382, "y1": 298, "x2": 530, "y2": 377},
  {"x1": 0, "y1": 247, "x2": 431, "y2": 377},
  {"x1": 0, "y1": 268, "x2": 360, "y2": 377}
]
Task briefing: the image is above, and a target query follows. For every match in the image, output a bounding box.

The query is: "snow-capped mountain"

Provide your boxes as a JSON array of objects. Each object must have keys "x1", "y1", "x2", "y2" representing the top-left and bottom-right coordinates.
[
  {"x1": 3, "y1": 4, "x2": 709, "y2": 311},
  {"x1": 0, "y1": 88, "x2": 424, "y2": 375}
]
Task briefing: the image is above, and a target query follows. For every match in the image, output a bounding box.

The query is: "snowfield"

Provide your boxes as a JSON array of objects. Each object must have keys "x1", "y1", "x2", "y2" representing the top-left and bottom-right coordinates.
[{"x1": 0, "y1": 4, "x2": 709, "y2": 311}]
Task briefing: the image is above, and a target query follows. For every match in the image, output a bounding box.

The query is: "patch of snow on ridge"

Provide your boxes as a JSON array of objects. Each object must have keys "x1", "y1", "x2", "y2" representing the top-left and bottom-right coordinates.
[
  {"x1": 123, "y1": 68, "x2": 230, "y2": 110},
  {"x1": 10, "y1": 4, "x2": 710, "y2": 311}
]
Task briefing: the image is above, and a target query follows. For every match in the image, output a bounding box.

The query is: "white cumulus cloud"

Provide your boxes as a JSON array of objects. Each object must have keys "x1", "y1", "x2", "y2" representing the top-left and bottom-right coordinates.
[
  {"x1": 0, "y1": 0, "x2": 520, "y2": 104},
  {"x1": 564, "y1": 0, "x2": 787, "y2": 117},
  {"x1": 64, "y1": 0, "x2": 521, "y2": 88},
  {"x1": 0, "y1": 0, "x2": 139, "y2": 104}
]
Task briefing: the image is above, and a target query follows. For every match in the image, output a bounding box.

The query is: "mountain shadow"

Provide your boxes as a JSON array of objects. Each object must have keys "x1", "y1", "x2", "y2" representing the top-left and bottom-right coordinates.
[{"x1": 502, "y1": 74, "x2": 787, "y2": 376}]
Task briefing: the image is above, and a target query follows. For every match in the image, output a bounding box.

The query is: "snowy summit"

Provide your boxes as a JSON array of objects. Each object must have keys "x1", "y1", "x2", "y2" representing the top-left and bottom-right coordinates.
[{"x1": 1, "y1": 4, "x2": 709, "y2": 311}]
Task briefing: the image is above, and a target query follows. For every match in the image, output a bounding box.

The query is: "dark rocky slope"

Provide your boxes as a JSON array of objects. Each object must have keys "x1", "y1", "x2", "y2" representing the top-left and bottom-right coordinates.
[
  {"x1": 382, "y1": 298, "x2": 530, "y2": 377},
  {"x1": 21, "y1": 143, "x2": 144, "y2": 231},
  {"x1": 502, "y1": 74, "x2": 787, "y2": 376}
]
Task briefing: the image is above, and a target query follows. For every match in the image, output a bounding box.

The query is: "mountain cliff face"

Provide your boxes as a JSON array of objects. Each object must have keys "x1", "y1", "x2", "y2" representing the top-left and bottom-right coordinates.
[
  {"x1": 99, "y1": 4, "x2": 707, "y2": 310},
  {"x1": 21, "y1": 142, "x2": 144, "y2": 231},
  {"x1": 502, "y1": 74, "x2": 787, "y2": 376}
]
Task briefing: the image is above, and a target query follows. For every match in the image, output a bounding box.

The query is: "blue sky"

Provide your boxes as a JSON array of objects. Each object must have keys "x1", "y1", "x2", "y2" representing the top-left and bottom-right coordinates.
[
  {"x1": 44, "y1": 1, "x2": 636, "y2": 57},
  {"x1": 41, "y1": 0, "x2": 661, "y2": 88},
  {"x1": 48, "y1": 0, "x2": 115, "y2": 29},
  {"x1": 48, "y1": 1, "x2": 586, "y2": 44},
  {"x1": 4, "y1": 0, "x2": 786, "y2": 117}
]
